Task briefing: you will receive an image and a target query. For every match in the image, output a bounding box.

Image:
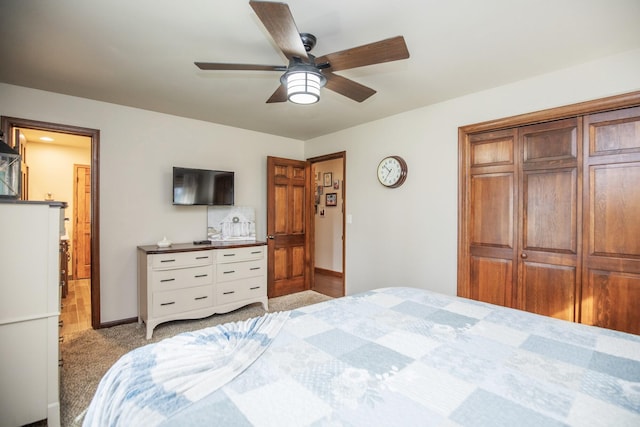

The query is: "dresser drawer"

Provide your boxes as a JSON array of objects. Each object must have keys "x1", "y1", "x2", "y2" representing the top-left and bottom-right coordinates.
[
  {"x1": 216, "y1": 246, "x2": 264, "y2": 263},
  {"x1": 153, "y1": 285, "x2": 214, "y2": 317},
  {"x1": 217, "y1": 278, "x2": 266, "y2": 305},
  {"x1": 151, "y1": 265, "x2": 213, "y2": 291},
  {"x1": 216, "y1": 259, "x2": 265, "y2": 283},
  {"x1": 151, "y1": 250, "x2": 213, "y2": 269}
]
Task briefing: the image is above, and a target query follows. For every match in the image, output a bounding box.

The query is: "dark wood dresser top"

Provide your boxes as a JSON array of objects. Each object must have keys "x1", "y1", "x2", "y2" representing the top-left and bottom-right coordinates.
[{"x1": 137, "y1": 240, "x2": 267, "y2": 255}]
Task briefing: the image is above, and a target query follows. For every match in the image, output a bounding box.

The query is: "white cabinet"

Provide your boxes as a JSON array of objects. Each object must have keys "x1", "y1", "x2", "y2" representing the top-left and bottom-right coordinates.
[
  {"x1": 138, "y1": 243, "x2": 267, "y2": 339},
  {"x1": 0, "y1": 202, "x2": 62, "y2": 427}
]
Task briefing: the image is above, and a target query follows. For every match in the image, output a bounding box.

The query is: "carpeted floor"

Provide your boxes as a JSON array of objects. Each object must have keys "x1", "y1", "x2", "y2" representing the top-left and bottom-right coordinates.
[{"x1": 56, "y1": 290, "x2": 332, "y2": 427}]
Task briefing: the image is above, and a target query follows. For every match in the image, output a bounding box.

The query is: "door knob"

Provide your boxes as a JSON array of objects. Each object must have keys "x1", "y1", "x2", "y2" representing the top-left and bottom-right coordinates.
[
  {"x1": 521, "y1": 253, "x2": 528, "y2": 259},
  {"x1": 267, "y1": 235, "x2": 275, "y2": 240}
]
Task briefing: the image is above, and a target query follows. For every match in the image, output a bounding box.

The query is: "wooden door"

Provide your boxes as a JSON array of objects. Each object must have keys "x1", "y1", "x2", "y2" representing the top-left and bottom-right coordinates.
[
  {"x1": 73, "y1": 164, "x2": 91, "y2": 279},
  {"x1": 581, "y1": 107, "x2": 640, "y2": 334},
  {"x1": 266, "y1": 156, "x2": 309, "y2": 297},
  {"x1": 517, "y1": 119, "x2": 581, "y2": 321},
  {"x1": 460, "y1": 119, "x2": 581, "y2": 321},
  {"x1": 459, "y1": 129, "x2": 518, "y2": 307}
]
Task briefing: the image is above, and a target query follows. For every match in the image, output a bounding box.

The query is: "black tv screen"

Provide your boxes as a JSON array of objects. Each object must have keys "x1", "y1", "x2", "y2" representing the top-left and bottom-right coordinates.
[{"x1": 172, "y1": 167, "x2": 234, "y2": 206}]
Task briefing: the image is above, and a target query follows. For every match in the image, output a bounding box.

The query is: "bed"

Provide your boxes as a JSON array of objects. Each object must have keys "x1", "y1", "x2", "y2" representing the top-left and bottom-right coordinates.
[{"x1": 83, "y1": 287, "x2": 640, "y2": 426}]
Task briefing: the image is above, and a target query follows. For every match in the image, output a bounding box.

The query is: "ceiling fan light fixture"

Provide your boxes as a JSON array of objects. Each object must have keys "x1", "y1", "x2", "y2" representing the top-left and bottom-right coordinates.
[
  {"x1": 280, "y1": 61, "x2": 327, "y2": 105},
  {"x1": 287, "y1": 71, "x2": 321, "y2": 104}
]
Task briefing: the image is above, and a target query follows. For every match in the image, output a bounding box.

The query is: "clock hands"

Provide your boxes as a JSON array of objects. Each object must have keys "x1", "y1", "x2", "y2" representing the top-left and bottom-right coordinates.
[{"x1": 382, "y1": 165, "x2": 392, "y2": 181}]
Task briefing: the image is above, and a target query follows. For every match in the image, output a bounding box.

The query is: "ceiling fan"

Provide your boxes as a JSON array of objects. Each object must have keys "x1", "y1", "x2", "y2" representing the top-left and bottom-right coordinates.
[{"x1": 195, "y1": 1, "x2": 410, "y2": 105}]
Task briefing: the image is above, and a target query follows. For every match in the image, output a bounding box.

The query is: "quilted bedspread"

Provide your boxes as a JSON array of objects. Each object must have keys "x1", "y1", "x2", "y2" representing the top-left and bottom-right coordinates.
[{"x1": 88, "y1": 287, "x2": 640, "y2": 426}]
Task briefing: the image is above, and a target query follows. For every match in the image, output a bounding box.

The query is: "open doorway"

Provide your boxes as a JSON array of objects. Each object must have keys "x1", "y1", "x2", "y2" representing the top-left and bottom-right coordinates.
[
  {"x1": 1, "y1": 116, "x2": 101, "y2": 331},
  {"x1": 308, "y1": 152, "x2": 345, "y2": 298}
]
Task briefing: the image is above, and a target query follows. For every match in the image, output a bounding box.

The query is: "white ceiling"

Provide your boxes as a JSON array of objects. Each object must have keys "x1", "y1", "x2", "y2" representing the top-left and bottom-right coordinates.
[
  {"x1": 1, "y1": 0, "x2": 639, "y2": 141},
  {"x1": 18, "y1": 128, "x2": 90, "y2": 149}
]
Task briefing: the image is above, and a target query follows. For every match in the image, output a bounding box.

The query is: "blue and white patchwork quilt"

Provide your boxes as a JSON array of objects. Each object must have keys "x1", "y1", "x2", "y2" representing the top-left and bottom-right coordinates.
[{"x1": 84, "y1": 287, "x2": 640, "y2": 426}]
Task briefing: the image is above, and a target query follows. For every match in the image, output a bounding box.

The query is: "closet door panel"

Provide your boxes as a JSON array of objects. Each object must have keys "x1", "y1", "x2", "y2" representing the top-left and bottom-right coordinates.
[
  {"x1": 459, "y1": 129, "x2": 517, "y2": 304},
  {"x1": 523, "y1": 125, "x2": 577, "y2": 163},
  {"x1": 521, "y1": 261, "x2": 576, "y2": 321},
  {"x1": 517, "y1": 119, "x2": 580, "y2": 320},
  {"x1": 583, "y1": 106, "x2": 640, "y2": 334},
  {"x1": 470, "y1": 174, "x2": 514, "y2": 248},
  {"x1": 469, "y1": 255, "x2": 513, "y2": 306},
  {"x1": 590, "y1": 164, "x2": 640, "y2": 257},
  {"x1": 588, "y1": 108, "x2": 640, "y2": 156},
  {"x1": 471, "y1": 137, "x2": 513, "y2": 166},
  {"x1": 582, "y1": 269, "x2": 640, "y2": 334},
  {"x1": 522, "y1": 168, "x2": 577, "y2": 253}
]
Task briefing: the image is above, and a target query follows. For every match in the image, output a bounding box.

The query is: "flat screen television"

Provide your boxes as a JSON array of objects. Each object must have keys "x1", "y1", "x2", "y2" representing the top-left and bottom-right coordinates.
[{"x1": 172, "y1": 167, "x2": 234, "y2": 206}]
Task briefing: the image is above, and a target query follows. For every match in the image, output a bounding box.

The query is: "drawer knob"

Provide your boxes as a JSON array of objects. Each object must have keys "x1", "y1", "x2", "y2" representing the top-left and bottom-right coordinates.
[
  {"x1": 194, "y1": 274, "x2": 208, "y2": 278},
  {"x1": 223, "y1": 291, "x2": 235, "y2": 295},
  {"x1": 194, "y1": 296, "x2": 208, "y2": 301},
  {"x1": 223, "y1": 270, "x2": 236, "y2": 274},
  {"x1": 161, "y1": 259, "x2": 176, "y2": 263},
  {"x1": 160, "y1": 278, "x2": 176, "y2": 282},
  {"x1": 160, "y1": 301, "x2": 176, "y2": 306}
]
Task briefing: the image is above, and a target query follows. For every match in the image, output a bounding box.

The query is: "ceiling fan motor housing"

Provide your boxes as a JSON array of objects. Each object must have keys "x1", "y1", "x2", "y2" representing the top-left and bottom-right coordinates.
[{"x1": 300, "y1": 33, "x2": 317, "y2": 52}]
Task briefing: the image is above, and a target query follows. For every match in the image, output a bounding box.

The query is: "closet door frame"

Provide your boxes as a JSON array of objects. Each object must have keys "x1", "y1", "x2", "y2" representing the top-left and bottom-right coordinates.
[{"x1": 458, "y1": 91, "x2": 640, "y2": 300}]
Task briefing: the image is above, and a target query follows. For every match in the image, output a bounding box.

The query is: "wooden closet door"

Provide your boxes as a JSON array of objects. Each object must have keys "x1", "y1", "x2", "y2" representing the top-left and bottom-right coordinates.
[
  {"x1": 517, "y1": 119, "x2": 581, "y2": 321},
  {"x1": 459, "y1": 129, "x2": 518, "y2": 307},
  {"x1": 581, "y1": 107, "x2": 640, "y2": 334}
]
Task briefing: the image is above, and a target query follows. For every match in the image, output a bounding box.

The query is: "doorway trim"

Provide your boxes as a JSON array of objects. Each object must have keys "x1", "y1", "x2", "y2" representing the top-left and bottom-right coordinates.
[
  {"x1": 307, "y1": 151, "x2": 346, "y2": 297},
  {"x1": 1, "y1": 116, "x2": 101, "y2": 329}
]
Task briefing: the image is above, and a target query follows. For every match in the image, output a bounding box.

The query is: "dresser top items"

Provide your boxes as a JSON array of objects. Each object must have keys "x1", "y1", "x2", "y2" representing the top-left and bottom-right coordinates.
[{"x1": 137, "y1": 240, "x2": 266, "y2": 255}]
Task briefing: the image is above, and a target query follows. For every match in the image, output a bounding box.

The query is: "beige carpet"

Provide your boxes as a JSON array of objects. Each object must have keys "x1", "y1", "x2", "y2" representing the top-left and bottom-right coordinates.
[{"x1": 58, "y1": 290, "x2": 332, "y2": 427}]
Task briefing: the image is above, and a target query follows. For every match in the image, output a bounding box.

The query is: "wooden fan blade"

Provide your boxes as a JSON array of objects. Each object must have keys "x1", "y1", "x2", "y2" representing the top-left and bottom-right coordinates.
[
  {"x1": 266, "y1": 84, "x2": 288, "y2": 103},
  {"x1": 323, "y1": 71, "x2": 376, "y2": 102},
  {"x1": 316, "y1": 36, "x2": 409, "y2": 71},
  {"x1": 195, "y1": 62, "x2": 287, "y2": 71},
  {"x1": 249, "y1": 1, "x2": 308, "y2": 61}
]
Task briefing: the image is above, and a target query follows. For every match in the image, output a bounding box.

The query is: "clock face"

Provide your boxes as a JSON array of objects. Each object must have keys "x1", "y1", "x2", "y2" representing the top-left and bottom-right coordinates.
[{"x1": 377, "y1": 156, "x2": 407, "y2": 188}]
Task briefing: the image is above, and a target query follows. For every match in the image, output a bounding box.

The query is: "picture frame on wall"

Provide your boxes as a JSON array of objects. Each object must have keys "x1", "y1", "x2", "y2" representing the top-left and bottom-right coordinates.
[
  {"x1": 333, "y1": 180, "x2": 339, "y2": 190},
  {"x1": 323, "y1": 172, "x2": 332, "y2": 187},
  {"x1": 326, "y1": 193, "x2": 337, "y2": 206}
]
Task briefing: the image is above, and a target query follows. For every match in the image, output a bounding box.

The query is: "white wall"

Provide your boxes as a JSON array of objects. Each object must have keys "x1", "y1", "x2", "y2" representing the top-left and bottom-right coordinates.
[
  {"x1": 305, "y1": 48, "x2": 640, "y2": 297},
  {"x1": 0, "y1": 83, "x2": 304, "y2": 323}
]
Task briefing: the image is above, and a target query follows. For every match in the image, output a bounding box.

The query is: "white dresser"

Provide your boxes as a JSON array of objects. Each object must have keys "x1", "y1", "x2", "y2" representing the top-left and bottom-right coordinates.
[
  {"x1": 0, "y1": 201, "x2": 63, "y2": 427},
  {"x1": 137, "y1": 242, "x2": 267, "y2": 339}
]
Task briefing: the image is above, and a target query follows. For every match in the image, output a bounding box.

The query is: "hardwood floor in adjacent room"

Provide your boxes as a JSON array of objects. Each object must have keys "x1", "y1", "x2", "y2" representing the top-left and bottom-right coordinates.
[
  {"x1": 60, "y1": 279, "x2": 92, "y2": 336},
  {"x1": 313, "y1": 270, "x2": 344, "y2": 298}
]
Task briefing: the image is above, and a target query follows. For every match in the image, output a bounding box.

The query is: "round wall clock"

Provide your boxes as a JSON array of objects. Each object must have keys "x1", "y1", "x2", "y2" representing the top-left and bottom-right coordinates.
[{"x1": 377, "y1": 155, "x2": 408, "y2": 188}]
